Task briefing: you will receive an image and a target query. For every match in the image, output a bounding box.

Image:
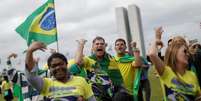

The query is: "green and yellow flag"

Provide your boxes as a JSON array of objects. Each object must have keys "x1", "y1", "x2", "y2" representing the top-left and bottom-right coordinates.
[{"x1": 16, "y1": 0, "x2": 57, "y2": 46}]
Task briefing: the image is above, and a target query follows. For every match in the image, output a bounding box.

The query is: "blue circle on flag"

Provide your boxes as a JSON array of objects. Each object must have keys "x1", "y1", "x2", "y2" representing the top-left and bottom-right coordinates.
[{"x1": 40, "y1": 7, "x2": 56, "y2": 31}]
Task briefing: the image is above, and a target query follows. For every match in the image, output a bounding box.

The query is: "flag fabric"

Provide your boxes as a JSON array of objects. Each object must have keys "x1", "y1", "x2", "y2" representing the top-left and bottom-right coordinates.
[
  {"x1": 133, "y1": 68, "x2": 142, "y2": 100},
  {"x1": 16, "y1": 0, "x2": 57, "y2": 46}
]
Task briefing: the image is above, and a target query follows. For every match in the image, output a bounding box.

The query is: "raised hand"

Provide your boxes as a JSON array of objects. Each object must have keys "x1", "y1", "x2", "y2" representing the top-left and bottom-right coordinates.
[
  {"x1": 130, "y1": 41, "x2": 137, "y2": 48},
  {"x1": 76, "y1": 39, "x2": 87, "y2": 46},
  {"x1": 147, "y1": 27, "x2": 165, "y2": 75},
  {"x1": 49, "y1": 48, "x2": 56, "y2": 54},
  {"x1": 75, "y1": 39, "x2": 87, "y2": 66},
  {"x1": 8, "y1": 53, "x2": 17, "y2": 59},
  {"x1": 155, "y1": 26, "x2": 163, "y2": 40},
  {"x1": 155, "y1": 27, "x2": 164, "y2": 48},
  {"x1": 26, "y1": 41, "x2": 46, "y2": 72},
  {"x1": 28, "y1": 41, "x2": 47, "y2": 52}
]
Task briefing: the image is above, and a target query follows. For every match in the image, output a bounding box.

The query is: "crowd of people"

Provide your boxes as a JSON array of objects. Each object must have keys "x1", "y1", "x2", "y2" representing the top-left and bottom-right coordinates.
[{"x1": 0, "y1": 27, "x2": 201, "y2": 101}]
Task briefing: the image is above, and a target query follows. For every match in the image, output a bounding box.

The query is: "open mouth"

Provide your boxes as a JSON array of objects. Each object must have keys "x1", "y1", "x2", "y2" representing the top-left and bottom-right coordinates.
[
  {"x1": 97, "y1": 49, "x2": 103, "y2": 51},
  {"x1": 118, "y1": 48, "x2": 123, "y2": 50}
]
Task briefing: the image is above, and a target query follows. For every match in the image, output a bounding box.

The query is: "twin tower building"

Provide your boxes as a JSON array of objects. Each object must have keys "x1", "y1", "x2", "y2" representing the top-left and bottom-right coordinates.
[{"x1": 115, "y1": 5, "x2": 146, "y2": 56}]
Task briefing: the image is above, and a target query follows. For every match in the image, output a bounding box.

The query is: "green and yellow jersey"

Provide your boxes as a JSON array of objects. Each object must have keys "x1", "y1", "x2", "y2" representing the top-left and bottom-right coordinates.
[
  {"x1": 41, "y1": 76, "x2": 93, "y2": 100},
  {"x1": 160, "y1": 66, "x2": 201, "y2": 100},
  {"x1": 114, "y1": 54, "x2": 135, "y2": 94}
]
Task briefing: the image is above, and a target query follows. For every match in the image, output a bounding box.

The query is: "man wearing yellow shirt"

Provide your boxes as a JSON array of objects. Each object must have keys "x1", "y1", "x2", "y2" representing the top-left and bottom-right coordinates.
[
  {"x1": 25, "y1": 41, "x2": 96, "y2": 101},
  {"x1": 114, "y1": 38, "x2": 135, "y2": 94},
  {"x1": 68, "y1": 37, "x2": 124, "y2": 100}
]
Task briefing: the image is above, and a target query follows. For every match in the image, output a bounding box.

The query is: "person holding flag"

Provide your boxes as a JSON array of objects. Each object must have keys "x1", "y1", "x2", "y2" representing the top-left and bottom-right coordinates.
[
  {"x1": 132, "y1": 47, "x2": 150, "y2": 101},
  {"x1": 113, "y1": 38, "x2": 135, "y2": 94},
  {"x1": 68, "y1": 37, "x2": 124, "y2": 101},
  {"x1": 25, "y1": 41, "x2": 96, "y2": 101},
  {"x1": 14, "y1": 0, "x2": 61, "y2": 100}
]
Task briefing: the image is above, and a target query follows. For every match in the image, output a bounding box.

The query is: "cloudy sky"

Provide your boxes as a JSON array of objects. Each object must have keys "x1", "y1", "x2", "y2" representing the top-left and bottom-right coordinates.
[{"x1": 0, "y1": 0, "x2": 201, "y2": 70}]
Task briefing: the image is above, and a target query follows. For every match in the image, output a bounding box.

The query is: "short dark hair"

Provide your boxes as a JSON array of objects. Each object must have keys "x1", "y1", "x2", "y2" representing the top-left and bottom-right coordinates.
[
  {"x1": 115, "y1": 38, "x2": 126, "y2": 45},
  {"x1": 92, "y1": 36, "x2": 105, "y2": 43},
  {"x1": 3, "y1": 76, "x2": 9, "y2": 82},
  {"x1": 47, "y1": 53, "x2": 68, "y2": 67}
]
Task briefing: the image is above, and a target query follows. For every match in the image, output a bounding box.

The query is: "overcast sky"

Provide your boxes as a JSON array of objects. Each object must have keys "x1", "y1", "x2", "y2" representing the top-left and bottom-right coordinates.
[{"x1": 0, "y1": 0, "x2": 201, "y2": 70}]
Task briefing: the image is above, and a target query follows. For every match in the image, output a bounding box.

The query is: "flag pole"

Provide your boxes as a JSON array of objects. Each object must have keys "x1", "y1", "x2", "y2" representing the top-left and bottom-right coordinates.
[
  {"x1": 53, "y1": 0, "x2": 59, "y2": 52},
  {"x1": 56, "y1": 37, "x2": 59, "y2": 52}
]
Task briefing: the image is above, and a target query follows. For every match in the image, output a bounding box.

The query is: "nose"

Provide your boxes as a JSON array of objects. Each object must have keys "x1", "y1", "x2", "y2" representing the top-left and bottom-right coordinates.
[
  {"x1": 55, "y1": 66, "x2": 63, "y2": 71},
  {"x1": 98, "y1": 44, "x2": 103, "y2": 47}
]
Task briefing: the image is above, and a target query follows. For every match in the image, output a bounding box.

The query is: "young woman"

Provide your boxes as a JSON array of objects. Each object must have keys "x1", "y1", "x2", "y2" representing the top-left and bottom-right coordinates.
[{"x1": 148, "y1": 27, "x2": 201, "y2": 101}]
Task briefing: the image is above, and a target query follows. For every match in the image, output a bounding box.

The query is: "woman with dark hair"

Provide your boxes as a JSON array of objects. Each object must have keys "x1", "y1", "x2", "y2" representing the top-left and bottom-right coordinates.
[
  {"x1": 1, "y1": 76, "x2": 13, "y2": 101},
  {"x1": 189, "y1": 43, "x2": 201, "y2": 87}
]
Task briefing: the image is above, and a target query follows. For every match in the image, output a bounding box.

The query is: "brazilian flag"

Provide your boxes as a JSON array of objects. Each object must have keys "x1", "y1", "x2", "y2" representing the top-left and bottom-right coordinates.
[{"x1": 16, "y1": 0, "x2": 57, "y2": 46}]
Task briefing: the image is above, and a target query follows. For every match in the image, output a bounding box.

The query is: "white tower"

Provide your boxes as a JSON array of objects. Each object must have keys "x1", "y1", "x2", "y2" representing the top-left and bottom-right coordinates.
[{"x1": 128, "y1": 4, "x2": 146, "y2": 56}]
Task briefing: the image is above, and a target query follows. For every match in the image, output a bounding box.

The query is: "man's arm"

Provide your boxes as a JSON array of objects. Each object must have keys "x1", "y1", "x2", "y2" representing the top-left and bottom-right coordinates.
[
  {"x1": 132, "y1": 55, "x2": 143, "y2": 68},
  {"x1": 6, "y1": 53, "x2": 17, "y2": 67},
  {"x1": 75, "y1": 39, "x2": 87, "y2": 66},
  {"x1": 26, "y1": 42, "x2": 46, "y2": 71}
]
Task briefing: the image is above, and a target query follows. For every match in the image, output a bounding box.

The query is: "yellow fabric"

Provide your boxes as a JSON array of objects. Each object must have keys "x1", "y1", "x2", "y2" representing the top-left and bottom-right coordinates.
[
  {"x1": 1, "y1": 81, "x2": 11, "y2": 90},
  {"x1": 160, "y1": 66, "x2": 201, "y2": 96},
  {"x1": 152, "y1": 66, "x2": 167, "y2": 101},
  {"x1": 68, "y1": 57, "x2": 95, "y2": 70},
  {"x1": 41, "y1": 76, "x2": 93, "y2": 99},
  {"x1": 67, "y1": 59, "x2": 75, "y2": 68},
  {"x1": 115, "y1": 56, "x2": 135, "y2": 94},
  {"x1": 43, "y1": 64, "x2": 49, "y2": 70},
  {"x1": 68, "y1": 56, "x2": 119, "y2": 71},
  {"x1": 108, "y1": 57, "x2": 119, "y2": 70}
]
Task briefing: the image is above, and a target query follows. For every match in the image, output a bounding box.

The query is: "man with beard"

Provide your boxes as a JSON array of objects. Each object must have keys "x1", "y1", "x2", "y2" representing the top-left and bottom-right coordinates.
[
  {"x1": 69, "y1": 37, "x2": 124, "y2": 100},
  {"x1": 25, "y1": 41, "x2": 96, "y2": 101},
  {"x1": 114, "y1": 38, "x2": 149, "y2": 101}
]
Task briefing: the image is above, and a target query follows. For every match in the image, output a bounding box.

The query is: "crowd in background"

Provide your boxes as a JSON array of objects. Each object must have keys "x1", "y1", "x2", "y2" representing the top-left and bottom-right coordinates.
[{"x1": 0, "y1": 27, "x2": 201, "y2": 101}]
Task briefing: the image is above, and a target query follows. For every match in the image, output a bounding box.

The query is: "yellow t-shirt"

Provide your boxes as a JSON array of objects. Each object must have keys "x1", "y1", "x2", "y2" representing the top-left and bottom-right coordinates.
[
  {"x1": 115, "y1": 56, "x2": 135, "y2": 94},
  {"x1": 1, "y1": 81, "x2": 11, "y2": 90},
  {"x1": 160, "y1": 66, "x2": 201, "y2": 100},
  {"x1": 41, "y1": 76, "x2": 94, "y2": 100}
]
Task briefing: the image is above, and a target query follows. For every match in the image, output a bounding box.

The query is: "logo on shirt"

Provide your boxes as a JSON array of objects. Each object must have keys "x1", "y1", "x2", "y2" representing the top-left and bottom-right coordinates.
[{"x1": 171, "y1": 78, "x2": 194, "y2": 93}]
